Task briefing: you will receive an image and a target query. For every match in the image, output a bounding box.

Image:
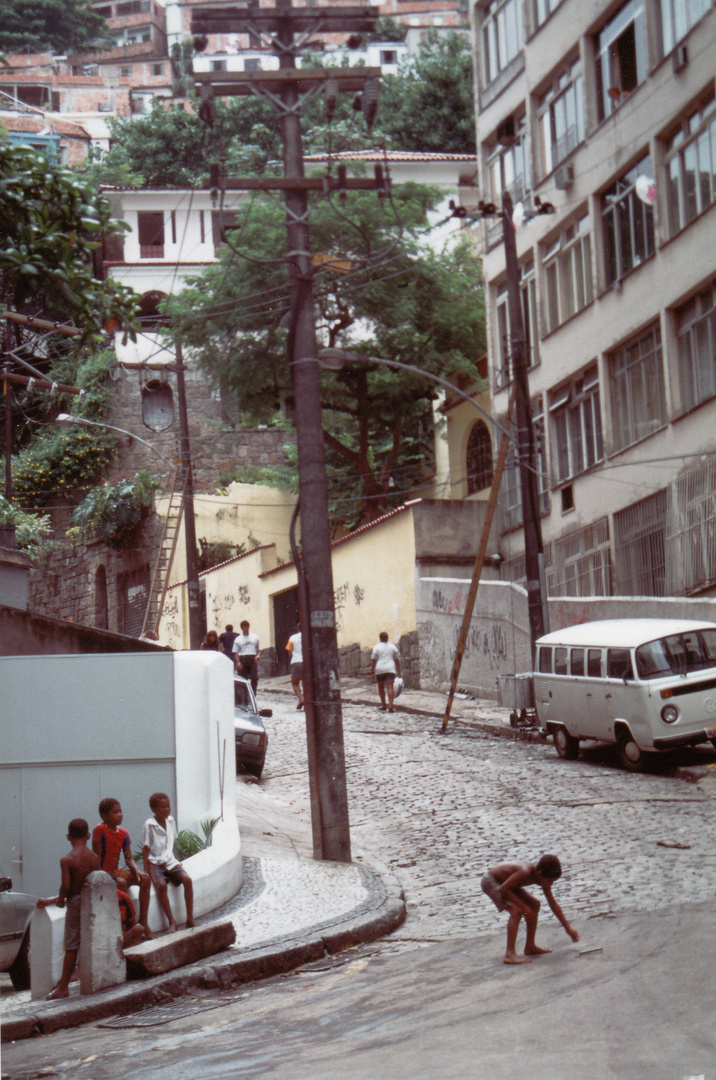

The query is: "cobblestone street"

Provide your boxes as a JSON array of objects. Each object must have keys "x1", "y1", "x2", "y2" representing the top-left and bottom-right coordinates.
[{"x1": 259, "y1": 690, "x2": 716, "y2": 944}]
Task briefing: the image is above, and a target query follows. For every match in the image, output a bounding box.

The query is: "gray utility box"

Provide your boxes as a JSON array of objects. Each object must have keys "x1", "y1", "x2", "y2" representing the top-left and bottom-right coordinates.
[{"x1": 496, "y1": 673, "x2": 535, "y2": 710}]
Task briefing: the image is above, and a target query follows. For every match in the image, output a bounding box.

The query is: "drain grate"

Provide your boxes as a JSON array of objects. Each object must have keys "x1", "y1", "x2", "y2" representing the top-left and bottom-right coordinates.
[{"x1": 98, "y1": 993, "x2": 247, "y2": 1028}]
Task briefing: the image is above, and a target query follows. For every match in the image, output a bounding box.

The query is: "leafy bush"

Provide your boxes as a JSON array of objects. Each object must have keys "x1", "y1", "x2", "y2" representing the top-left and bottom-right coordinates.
[
  {"x1": 71, "y1": 470, "x2": 159, "y2": 549},
  {"x1": 0, "y1": 496, "x2": 54, "y2": 558},
  {"x1": 173, "y1": 817, "x2": 220, "y2": 861}
]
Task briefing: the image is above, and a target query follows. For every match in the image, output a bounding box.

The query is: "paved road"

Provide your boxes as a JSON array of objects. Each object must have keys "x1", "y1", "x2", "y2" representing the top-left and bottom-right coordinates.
[
  {"x1": 260, "y1": 691, "x2": 716, "y2": 946},
  {"x1": 3, "y1": 691, "x2": 715, "y2": 1080}
]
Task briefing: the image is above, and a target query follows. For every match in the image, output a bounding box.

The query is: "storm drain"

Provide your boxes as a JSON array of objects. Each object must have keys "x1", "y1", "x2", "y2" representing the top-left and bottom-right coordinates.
[{"x1": 98, "y1": 993, "x2": 248, "y2": 1028}]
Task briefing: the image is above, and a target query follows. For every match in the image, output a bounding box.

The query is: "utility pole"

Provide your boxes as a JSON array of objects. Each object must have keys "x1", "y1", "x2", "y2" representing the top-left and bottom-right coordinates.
[
  {"x1": 191, "y1": 1, "x2": 382, "y2": 862},
  {"x1": 501, "y1": 191, "x2": 545, "y2": 653},
  {"x1": 174, "y1": 342, "x2": 202, "y2": 650}
]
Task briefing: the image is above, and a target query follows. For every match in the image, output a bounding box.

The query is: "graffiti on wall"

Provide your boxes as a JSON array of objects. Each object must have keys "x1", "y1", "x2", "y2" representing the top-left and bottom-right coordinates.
[
  {"x1": 454, "y1": 621, "x2": 508, "y2": 670},
  {"x1": 431, "y1": 587, "x2": 468, "y2": 615},
  {"x1": 333, "y1": 581, "x2": 365, "y2": 633},
  {"x1": 162, "y1": 593, "x2": 181, "y2": 650}
]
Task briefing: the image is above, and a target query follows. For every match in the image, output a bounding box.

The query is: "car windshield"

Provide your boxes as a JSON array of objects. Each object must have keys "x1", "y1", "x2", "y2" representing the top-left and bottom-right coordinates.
[
  {"x1": 234, "y1": 682, "x2": 254, "y2": 711},
  {"x1": 635, "y1": 629, "x2": 716, "y2": 679}
]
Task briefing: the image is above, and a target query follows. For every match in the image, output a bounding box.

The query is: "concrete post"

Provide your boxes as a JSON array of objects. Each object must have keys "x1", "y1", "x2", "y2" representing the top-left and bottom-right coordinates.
[
  {"x1": 30, "y1": 904, "x2": 66, "y2": 1000},
  {"x1": 79, "y1": 870, "x2": 126, "y2": 994}
]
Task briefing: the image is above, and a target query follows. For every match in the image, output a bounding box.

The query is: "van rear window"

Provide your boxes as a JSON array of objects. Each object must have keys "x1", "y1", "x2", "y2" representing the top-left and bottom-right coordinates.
[
  {"x1": 636, "y1": 629, "x2": 716, "y2": 679},
  {"x1": 538, "y1": 646, "x2": 552, "y2": 673}
]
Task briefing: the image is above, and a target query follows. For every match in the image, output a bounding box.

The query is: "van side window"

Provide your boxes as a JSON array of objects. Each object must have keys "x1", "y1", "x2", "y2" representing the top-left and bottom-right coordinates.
[
  {"x1": 538, "y1": 646, "x2": 552, "y2": 673},
  {"x1": 571, "y1": 648, "x2": 585, "y2": 676},
  {"x1": 555, "y1": 647, "x2": 568, "y2": 675},
  {"x1": 587, "y1": 648, "x2": 602, "y2": 677},
  {"x1": 608, "y1": 648, "x2": 634, "y2": 680}
]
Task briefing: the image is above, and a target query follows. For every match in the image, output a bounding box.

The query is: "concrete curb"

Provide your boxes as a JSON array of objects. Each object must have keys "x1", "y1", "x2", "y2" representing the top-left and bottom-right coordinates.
[{"x1": 1, "y1": 862, "x2": 406, "y2": 1043}]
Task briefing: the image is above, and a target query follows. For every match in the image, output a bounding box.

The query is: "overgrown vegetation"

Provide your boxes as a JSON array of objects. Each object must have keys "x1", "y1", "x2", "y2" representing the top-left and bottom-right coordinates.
[
  {"x1": 70, "y1": 471, "x2": 159, "y2": 549},
  {"x1": 0, "y1": 496, "x2": 54, "y2": 558}
]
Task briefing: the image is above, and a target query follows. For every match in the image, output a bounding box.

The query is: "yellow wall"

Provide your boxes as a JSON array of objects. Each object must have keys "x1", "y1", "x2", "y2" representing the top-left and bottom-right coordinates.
[{"x1": 192, "y1": 483, "x2": 296, "y2": 566}]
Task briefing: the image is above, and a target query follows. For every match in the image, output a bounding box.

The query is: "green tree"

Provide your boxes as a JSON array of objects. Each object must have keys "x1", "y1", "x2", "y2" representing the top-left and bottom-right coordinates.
[
  {"x1": 165, "y1": 184, "x2": 485, "y2": 527},
  {"x1": 0, "y1": 138, "x2": 138, "y2": 338},
  {"x1": 377, "y1": 32, "x2": 476, "y2": 154},
  {"x1": 81, "y1": 97, "x2": 281, "y2": 190},
  {"x1": 0, "y1": 0, "x2": 111, "y2": 54}
]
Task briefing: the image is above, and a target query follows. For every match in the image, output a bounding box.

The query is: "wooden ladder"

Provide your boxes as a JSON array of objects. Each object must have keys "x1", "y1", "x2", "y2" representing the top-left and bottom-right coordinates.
[{"x1": 142, "y1": 469, "x2": 185, "y2": 639}]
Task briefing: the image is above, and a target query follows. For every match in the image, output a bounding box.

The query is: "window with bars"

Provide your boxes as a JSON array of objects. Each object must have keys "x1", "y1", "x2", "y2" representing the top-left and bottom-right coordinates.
[
  {"x1": 594, "y1": 0, "x2": 647, "y2": 122},
  {"x1": 487, "y1": 115, "x2": 531, "y2": 207},
  {"x1": 466, "y1": 421, "x2": 494, "y2": 494},
  {"x1": 482, "y1": 0, "x2": 523, "y2": 85},
  {"x1": 609, "y1": 323, "x2": 666, "y2": 450},
  {"x1": 493, "y1": 260, "x2": 538, "y2": 389},
  {"x1": 550, "y1": 517, "x2": 612, "y2": 596},
  {"x1": 666, "y1": 458, "x2": 716, "y2": 594},
  {"x1": 614, "y1": 490, "x2": 667, "y2": 595},
  {"x1": 676, "y1": 280, "x2": 716, "y2": 412},
  {"x1": 550, "y1": 366, "x2": 603, "y2": 482},
  {"x1": 660, "y1": 0, "x2": 713, "y2": 54},
  {"x1": 664, "y1": 92, "x2": 716, "y2": 236},
  {"x1": 537, "y1": 60, "x2": 584, "y2": 175},
  {"x1": 499, "y1": 397, "x2": 550, "y2": 532},
  {"x1": 601, "y1": 154, "x2": 655, "y2": 285},
  {"x1": 542, "y1": 214, "x2": 593, "y2": 333}
]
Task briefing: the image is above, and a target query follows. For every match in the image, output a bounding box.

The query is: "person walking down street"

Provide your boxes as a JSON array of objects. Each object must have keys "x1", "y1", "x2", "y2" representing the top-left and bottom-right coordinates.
[
  {"x1": 201, "y1": 630, "x2": 220, "y2": 650},
  {"x1": 286, "y1": 625, "x2": 304, "y2": 710},
  {"x1": 219, "y1": 623, "x2": 238, "y2": 658},
  {"x1": 370, "y1": 631, "x2": 402, "y2": 713},
  {"x1": 232, "y1": 619, "x2": 261, "y2": 693}
]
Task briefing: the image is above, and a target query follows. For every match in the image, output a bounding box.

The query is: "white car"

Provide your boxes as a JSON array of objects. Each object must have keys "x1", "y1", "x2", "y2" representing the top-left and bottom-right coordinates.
[{"x1": 0, "y1": 872, "x2": 35, "y2": 990}]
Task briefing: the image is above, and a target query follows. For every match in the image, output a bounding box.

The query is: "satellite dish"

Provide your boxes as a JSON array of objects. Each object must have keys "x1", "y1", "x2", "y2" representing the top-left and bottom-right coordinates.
[{"x1": 635, "y1": 175, "x2": 657, "y2": 206}]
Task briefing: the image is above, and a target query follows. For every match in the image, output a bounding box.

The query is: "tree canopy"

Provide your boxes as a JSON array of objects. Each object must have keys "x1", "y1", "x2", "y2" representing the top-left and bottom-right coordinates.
[
  {"x1": 1, "y1": 138, "x2": 139, "y2": 466},
  {"x1": 164, "y1": 183, "x2": 485, "y2": 527},
  {"x1": 0, "y1": 0, "x2": 111, "y2": 54}
]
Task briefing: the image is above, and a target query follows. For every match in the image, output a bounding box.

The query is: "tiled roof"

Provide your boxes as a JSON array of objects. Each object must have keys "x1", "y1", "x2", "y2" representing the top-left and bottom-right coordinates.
[{"x1": 304, "y1": 150, "x2": 477, "y2": 163}]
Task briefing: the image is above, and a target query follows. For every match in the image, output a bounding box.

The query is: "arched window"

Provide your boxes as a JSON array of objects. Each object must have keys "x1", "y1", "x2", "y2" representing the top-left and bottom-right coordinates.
[{"x1": 466, "y1": 421, "x2": 494, "y2": 494}]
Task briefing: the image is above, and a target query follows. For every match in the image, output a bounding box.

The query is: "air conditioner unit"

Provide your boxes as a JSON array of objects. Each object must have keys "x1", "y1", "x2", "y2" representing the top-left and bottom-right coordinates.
[
  {"x1": 672, "y1": 44, "x2": 688, "y2": 73},
  {"x1": 554, "y1": 163, "x2": 574, "y2": 189},
  {"x1": 496, "y1": 116, "x2": 515, "y2": 145}
]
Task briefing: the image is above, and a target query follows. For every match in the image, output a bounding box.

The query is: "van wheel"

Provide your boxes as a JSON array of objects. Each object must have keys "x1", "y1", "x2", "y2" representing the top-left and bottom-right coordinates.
[
  {"x1": 553, "y1": 726, "x2": 580, "y2": 760},
  {"x1": 615, "y1": 730, "x2": 645, "y2": 772}
]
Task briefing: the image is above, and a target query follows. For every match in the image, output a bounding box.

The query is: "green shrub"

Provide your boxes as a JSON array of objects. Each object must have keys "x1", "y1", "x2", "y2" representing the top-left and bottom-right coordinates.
[{"x1": 71, "y1": 470, "x2": 159, "y2": 549}]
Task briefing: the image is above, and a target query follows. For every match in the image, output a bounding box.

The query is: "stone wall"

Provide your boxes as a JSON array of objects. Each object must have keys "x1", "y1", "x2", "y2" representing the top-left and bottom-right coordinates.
[
  {"x1": 107, "y1": 365, "x2": 292, "y2": 495},
  {"x1": 338, "y1": 630, "x2": 420, "y2": 688},
  {"x1": 27, "y1": 511, "x2": 164, "y2": 634}
]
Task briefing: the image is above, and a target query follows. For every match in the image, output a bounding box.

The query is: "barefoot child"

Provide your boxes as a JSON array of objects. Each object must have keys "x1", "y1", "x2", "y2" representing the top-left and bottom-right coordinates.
[
  {"x1": 36, "y1": 819, "x2": 100, "y2": 998},
  {"x1": 92, "y1": 797, "x2": 153, "y2": 940},
  {"x1": 142, "y1": 792, "x2": 194, "y2": 933},
  {"x1": 481, "y1": 854, "x2": 579, "y2": 965}
]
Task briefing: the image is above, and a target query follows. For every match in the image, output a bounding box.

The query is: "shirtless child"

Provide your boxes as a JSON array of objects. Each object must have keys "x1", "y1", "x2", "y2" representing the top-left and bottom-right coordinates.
[
  {"x1": 37, "y1": 819, "x2": 100, "y2": 998},
  {"x1": 481, "y1": 854, "x2": 579, "y2": 965}
]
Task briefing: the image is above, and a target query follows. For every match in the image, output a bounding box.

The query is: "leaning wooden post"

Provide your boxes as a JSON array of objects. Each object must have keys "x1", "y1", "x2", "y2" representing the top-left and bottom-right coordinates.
[{"x1": 441, "y1": 383, "x2": 517, "y2": 732}]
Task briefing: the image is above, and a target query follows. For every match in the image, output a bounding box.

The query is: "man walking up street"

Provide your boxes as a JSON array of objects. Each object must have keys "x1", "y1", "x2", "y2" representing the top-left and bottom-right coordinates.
[{"x1": 232, "y1": 620, "x2": 261, "y2": 694}]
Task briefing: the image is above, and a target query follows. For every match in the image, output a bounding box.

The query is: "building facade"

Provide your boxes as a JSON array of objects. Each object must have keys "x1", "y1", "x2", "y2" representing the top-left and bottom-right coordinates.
[{"x1": 470, "y1": 0, "x2": 716, "y2": 599}]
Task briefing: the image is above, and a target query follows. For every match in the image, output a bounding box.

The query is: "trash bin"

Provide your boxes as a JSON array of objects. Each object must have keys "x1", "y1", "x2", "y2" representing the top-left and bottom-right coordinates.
[{"x1": 497, "y1": 674, "x2": 535, "y2": 710}]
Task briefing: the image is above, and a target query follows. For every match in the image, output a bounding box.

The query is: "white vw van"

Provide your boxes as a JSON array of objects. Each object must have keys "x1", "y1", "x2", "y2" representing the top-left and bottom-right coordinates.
[{"x1": 534, "y1": 619, "x2": 716, "y2": 771}]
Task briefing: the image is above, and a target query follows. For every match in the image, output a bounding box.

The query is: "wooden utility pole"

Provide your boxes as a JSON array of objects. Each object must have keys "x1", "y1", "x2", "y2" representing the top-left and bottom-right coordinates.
[
  {"x1": 502, "y1": 191, "x2": 545, "y2": 655},
  {"x1": 191, "y1": 1, "x2": 383, "y2": 862}
]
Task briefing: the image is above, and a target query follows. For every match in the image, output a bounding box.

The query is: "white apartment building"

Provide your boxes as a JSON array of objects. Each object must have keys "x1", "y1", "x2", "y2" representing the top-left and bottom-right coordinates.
[{"x1": 470, "y1": 0, "x2": 716, "y2": 599}]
